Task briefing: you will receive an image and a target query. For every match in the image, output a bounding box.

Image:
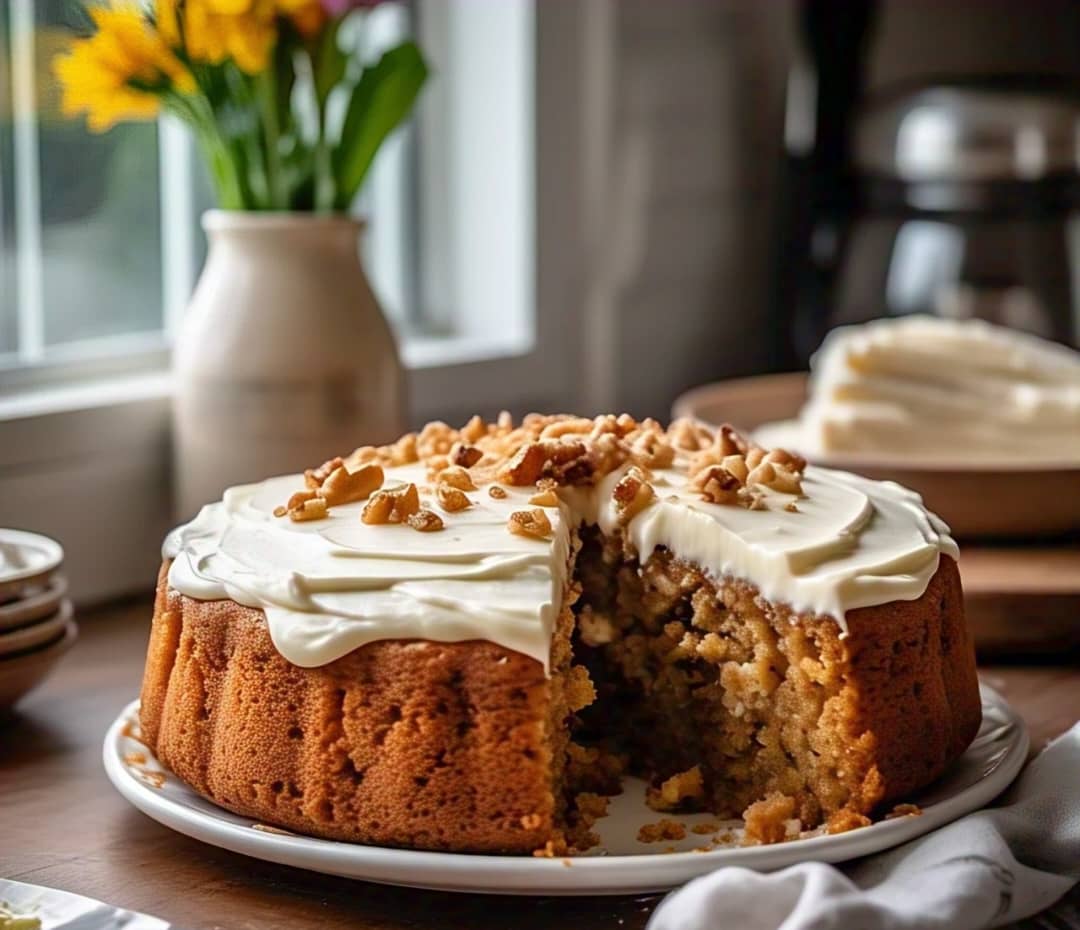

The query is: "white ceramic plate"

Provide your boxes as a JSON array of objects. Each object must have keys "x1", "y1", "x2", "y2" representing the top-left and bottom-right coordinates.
[
  {"x1": 0, "y1": 529, "x2": 64, "y2": 603},
  {"x1": 103, "y1": 683, "x2": 1028, "y2": 896},
  {"x1": 0, "y1": 599, "x2": 71, "y2": 657},
  {"x1": 0, "y1": 575, "x2": 68, "y2": 631}
]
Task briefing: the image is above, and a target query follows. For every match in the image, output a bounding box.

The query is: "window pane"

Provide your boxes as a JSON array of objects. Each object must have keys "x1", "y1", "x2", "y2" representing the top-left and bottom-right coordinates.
[
  {"x1": 0, "y1": 0, "x2": 18, "y2": 356},
  {"x1": 39, "y1": 119, "x2": 164, "y2": 347}
]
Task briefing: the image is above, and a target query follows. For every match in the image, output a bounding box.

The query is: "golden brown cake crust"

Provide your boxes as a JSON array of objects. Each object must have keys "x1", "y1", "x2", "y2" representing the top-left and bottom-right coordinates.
[
  {"x1": 139, "y1": 554, "x2": 979, "y2": 853},
  {"x1": 140, "y1": 566, "x2": 557, "y2": 853}
]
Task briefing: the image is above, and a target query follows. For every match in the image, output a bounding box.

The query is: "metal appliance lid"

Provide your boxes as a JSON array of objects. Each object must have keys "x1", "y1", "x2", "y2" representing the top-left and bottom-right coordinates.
[{"x1": 856, "y1": 86, "x2": 1080, "y2": 182}]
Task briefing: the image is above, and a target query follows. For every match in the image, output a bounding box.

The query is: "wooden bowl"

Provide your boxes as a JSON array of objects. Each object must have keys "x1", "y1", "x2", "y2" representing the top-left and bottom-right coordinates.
[{"x1": 673, "y1": 373, "x2": 1080, "y2": 540}]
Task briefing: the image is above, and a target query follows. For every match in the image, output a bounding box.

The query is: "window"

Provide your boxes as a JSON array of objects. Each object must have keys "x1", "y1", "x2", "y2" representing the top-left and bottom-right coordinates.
[
  {"x1": 0, "y1": 0, "x2": 586, "y2": 602},
  {"x1": 0, "y1": 0, "x2": 536, "y2": 390}
]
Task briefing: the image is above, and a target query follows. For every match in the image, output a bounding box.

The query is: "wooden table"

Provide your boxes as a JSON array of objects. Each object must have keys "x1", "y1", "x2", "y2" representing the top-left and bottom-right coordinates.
[{"x1": 2, "y1": 598, "x2": 1078, "y2": 930}]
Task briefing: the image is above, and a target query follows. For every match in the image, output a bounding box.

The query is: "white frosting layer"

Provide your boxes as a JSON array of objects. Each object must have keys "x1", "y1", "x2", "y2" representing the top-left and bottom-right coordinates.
[
  {"x1": 757, "y1": 316, "x2": 1080, "y2": 465},
  {"x1": 164, "y1": 459, "x2": 958, "y2": 674}
]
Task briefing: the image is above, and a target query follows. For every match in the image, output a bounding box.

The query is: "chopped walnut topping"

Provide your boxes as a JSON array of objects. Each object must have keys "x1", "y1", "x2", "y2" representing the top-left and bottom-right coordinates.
[
  {"x1": 692, "y1": 465, "x2": 742, "y2": 504},
  {"x1": 722, "y1": 454, "x2": 749, "y2": 485},
  {"x1": 286, "y1": 489, "x2": 317, "y2": 510},
  {"x1": 508, "y1": 508, "x2": 553, "y2": 539},
  {"x1": 461, "y1": 414, "x2": 487, "y2": 443},
  {"x1": 747, "y1": 460, "x2": 803, "y2": 495},
  {"x1": 361, "y1": 483, "x2": 420, "y2": 525},
  {"x1": 318, "y1": 463, "x2": 384, "y2": 506},
  {"x1": 539, "y1": 417, "x2": 594, "y2": 439},
  {"x1": 407, "y1": 509, "x2": 445, "y2": 532},
  {"x1": 436, "y1": 484, "x2": 472, "y2": 512},
  {"x1": 747, "y1": 461, "x2": 776, "y2": 487},
  {"x1": 612, "y1": 466, "x2": 655, "y2": 524},
  {"x1": 289, "y1": 498, "x2": 328, "y2": 522},
  {"x1": 529, "y1": 489, "x2": 559, "y2": 507},
  {"x1": 304, "y1": 456, "x2": 344, "y2": 490},
  {"x1": 417, "y1": 421, "x2": 454, "y2": 459},
  {"x1": 669, "y1": 418, "x2": 712, "y2": 451},
  {"x1": 630, "y1": 430, "x2": 676, "y2": 469},
  {"x1": 290, "y1": 415, "x2": 807, "y2": 525},
  {"x1": 499, "y1": 439, "x2": 591, "y2": 486},
  {"x1": 745, "y1": 446, "x2": 766, "y2": 469},
  {"x1": 765, "y1": 447, "x2": 807, "y2": 472},
  {"x1": 387, "y1": 433, "x2": 419, "y2": 466},
  {"x1": 449, "y1": 441, "x2": 483, "y2": 468},
  {"x1": 437, "y1": 465, "x2": 477, "y2": 491}
]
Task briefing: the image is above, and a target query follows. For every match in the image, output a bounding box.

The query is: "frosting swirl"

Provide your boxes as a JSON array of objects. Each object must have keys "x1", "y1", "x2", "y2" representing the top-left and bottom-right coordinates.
[
  {"x1": 165, "y1": 459, "x2": 957, "y2": 673},
  {"x1": 758, "y1": 315, "x2": 1080, "y2": 464}
]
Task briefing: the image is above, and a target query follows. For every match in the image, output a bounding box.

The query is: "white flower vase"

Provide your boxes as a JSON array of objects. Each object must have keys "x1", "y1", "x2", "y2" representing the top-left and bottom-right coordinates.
[{"x1": 173, "y1": 210, "x2": 407, "y2": 519}]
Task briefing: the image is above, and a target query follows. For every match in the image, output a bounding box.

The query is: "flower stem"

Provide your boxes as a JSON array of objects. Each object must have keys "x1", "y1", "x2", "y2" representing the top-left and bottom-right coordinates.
[{"x1": 258, "y1": 67, "x2": 284, "y2": 209}]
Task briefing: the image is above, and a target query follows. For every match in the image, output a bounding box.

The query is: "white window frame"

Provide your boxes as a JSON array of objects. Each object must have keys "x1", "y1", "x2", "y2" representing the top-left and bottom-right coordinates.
[{"x1": 0, "y1": 2, "x2": 592, "y2": 603}]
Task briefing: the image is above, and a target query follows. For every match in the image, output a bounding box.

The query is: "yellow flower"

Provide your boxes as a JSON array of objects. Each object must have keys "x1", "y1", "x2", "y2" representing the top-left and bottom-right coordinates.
[
  {"x1": 53, "y1": 3, "x2": 194, "y2": 132},
  {"x1": 181, "y1": 0, "x2": 277, "y2": 73},
  {"x1": 276, "y1": 0, "x2": 326, "y2": 39}
]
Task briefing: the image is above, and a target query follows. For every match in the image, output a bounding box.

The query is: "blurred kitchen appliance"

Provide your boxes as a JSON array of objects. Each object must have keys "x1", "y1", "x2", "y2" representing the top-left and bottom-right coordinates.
[
  {"x1": 829, "y1": 81, "x2": 1080, "y2": 353},
  {"x1": 768, "y1": 0, "x2": 878, "y2": 370},
  {"x1": 769, "y1": 0, "x2": 1080, "y2": 367}
]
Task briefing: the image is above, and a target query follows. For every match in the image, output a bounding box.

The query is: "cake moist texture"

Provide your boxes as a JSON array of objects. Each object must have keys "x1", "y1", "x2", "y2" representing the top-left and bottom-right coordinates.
[{"x1": 140, "y1": 414, "x2": 980, "y2": 853}]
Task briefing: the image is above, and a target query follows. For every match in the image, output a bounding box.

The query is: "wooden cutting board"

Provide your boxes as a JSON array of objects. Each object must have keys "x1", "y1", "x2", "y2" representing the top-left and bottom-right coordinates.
[{"x1": 961, "y1": 544, "x2": 1080, "y2": 655}]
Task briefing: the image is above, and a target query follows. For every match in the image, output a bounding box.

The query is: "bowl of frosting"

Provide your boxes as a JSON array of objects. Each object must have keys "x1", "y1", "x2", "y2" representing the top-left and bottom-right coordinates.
[{"x1": 674, "y1": 315, "x2": 1080, "y2": 538}]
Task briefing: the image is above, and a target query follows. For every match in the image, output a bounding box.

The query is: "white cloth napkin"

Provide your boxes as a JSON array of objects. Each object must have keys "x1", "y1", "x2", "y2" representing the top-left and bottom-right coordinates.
[{"x1": 649, "y1": 723, "x2": 1080, "y2": 930}]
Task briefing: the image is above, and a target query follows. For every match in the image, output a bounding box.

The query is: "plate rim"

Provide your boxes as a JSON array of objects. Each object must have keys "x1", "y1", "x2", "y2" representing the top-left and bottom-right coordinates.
[
  {"x1": 103, "y1": 683, "x2": 1029, "y2": 895},
  {"x1": 0, "y1": 528, "x2": 64, "y2": 587},
  {"x1": 0, "y1": 574, "x2": 68, "y2": 630},
  {"x1": 0, "y1": 600, "x2": 72, "y2": 656}
]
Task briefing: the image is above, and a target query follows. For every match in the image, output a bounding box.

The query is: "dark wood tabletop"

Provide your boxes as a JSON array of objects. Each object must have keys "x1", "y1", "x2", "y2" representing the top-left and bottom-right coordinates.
[{"x1": 2, "y1": 597, "x2": 1078, "y2": 930}]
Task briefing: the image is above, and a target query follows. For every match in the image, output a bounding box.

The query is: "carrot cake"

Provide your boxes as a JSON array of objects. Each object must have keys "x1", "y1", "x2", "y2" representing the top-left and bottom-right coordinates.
[{"x1": 139, "y1": 414, "x2": 980, "y2": 854}]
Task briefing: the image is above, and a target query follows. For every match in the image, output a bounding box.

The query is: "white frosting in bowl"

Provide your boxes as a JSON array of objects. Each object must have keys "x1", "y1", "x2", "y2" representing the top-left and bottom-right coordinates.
[
  {"x1": 756, "y1": 315, "x2": 1080, "y2": 466},
  {"x1": 165, "y1": 459, "x2": 957, "y2": 674}
]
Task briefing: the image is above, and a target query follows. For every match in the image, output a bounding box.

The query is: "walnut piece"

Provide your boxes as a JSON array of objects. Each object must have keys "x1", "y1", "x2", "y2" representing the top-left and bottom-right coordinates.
[
  {"x1": 489, "y1": 485, "x2": 508, "y2": 500},
  {"x1": 288, "y1": 498, "x2": 328, "y2": 522},
  {"x1": 499, "y1": 439, "x2": 591, "y2": 486},
  {"x1": 692, "y1": 465, "x2": 742, "y2": 504},
  {"x1": 437, "y1": 465, "x2": 477, "y2": 491},
  {"x1": 507, "y1": 508, "x2": 553, "y2": 539},
  {"x1": 318, "y1": 463, "x2": 384, "y2": 506},
  {"x1": 407, "y1": 509, "x2": 445, "y2": 532},
  {"x1": 449, "y1": 441, "x2": 483, "y2": 468},
  {"x1": 304, "y1": 456, "x2": 344, "y2": 490},
  {"x1": 612, "y1": 466, "x2": 655, "y2": 524},
  {"x1": 436, "y1": 484, "x2": 471, "y2": 512},
  {"x1": 362, "y1": 483, "x2": 420, "y2": 525}
]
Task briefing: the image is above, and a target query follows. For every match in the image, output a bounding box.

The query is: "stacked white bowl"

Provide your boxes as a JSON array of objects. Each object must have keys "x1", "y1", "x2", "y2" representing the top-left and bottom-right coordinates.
[{"x1": 0, "y1": 529, "x2": 77, "y2": 713}]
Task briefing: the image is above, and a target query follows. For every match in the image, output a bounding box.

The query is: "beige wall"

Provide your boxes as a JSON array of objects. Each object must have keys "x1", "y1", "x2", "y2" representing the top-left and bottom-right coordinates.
[{"x1": 581, "y1": 0, "x2": 1080, "y2": 420}]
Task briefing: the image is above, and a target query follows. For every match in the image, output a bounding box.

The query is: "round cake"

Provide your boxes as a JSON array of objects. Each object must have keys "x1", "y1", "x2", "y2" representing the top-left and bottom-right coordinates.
[{"x1": 139, "y1": 414, "x2": 981, "y2": 854}]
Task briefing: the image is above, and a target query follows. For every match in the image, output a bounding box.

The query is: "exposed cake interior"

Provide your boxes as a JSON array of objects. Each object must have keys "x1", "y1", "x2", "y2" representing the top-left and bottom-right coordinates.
[{"x1": 543, "y1": 525, "x2": 882, "y2": 851}]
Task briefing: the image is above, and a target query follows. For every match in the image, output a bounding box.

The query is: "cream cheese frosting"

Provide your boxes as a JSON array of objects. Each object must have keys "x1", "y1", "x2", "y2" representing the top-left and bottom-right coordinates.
[
  {"x1": 756, "y1": 315, "x2": 1080, "y2": 464},
  {"x1": 164, "y1": 458, "x2": 957, "y2": 674}
]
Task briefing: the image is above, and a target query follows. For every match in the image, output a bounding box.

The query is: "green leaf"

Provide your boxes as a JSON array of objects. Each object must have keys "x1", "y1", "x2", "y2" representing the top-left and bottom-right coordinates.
[
  {"x1": 331, "y1": 40, "x2": 428, "y2": 208},
  {"x1": 313, "y1": 19, "x2": 348, "y2": 108}
]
